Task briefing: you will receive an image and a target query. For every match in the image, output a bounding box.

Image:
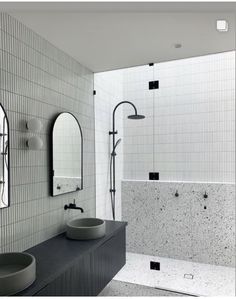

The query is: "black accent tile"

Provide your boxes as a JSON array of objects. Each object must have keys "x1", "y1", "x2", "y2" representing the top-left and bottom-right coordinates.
[
  {"x1": 150, "y1": 261, "x2": 160, "y2": 270},
  {"x1": 149, "y1": 172, "x2": 159, "y2": 180}
]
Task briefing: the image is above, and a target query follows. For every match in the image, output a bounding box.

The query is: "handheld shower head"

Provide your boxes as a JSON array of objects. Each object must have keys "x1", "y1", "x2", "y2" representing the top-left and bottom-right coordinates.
[
  {"x1": 115, "y1": 138, "x2": 122, "y2": 148},
  {"x1": 111, "y1": 138, "x2": 121, "y2": 156},
  {"x1": 127, "y1": 114, "x2": 145, "y2": 120}
]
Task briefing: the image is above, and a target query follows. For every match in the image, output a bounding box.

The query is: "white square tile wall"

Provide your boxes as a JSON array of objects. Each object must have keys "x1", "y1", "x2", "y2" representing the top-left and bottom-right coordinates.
[
  {"x1": 123, "y1": 51, "x2": 235, "y2": 183},
  {"x1": 123, "y1": 65, "x2": 155, "y2": 180},
  {"x1": 0, "y1": 13, "x2": 96, "y2": 253},
  {"x1": 94, "y1": 70, "x2": 123, "y2": 220}
]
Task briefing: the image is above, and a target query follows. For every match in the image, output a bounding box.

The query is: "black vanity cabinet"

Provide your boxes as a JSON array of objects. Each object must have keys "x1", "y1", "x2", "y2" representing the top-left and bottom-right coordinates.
[
  {"x1": 90, "y1": 229, "x2": 126, "y2": 295},
  {"x1": 17, "y1": 221, "x2": 126, "y2": 297},
  {"x1": 35, "y1": 253, "x2": 92, "y2": 296}
]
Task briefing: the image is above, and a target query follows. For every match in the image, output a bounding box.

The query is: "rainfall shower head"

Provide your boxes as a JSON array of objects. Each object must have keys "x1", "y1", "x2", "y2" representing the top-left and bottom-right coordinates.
[{"x1": 127, "y1": 114, "x2": 145, "y2": 120}]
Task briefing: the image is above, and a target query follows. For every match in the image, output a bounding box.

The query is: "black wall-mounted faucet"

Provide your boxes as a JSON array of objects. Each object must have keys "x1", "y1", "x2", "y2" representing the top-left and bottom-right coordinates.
[{"x1": 64, "y1": 199, "x2": 84, "y2": 213}]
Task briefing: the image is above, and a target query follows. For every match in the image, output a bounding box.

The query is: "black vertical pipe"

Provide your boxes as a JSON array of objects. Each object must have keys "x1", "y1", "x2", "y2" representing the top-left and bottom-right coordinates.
[{"x1": 110, "y1": 101, "x2": 138, "y2": 220}]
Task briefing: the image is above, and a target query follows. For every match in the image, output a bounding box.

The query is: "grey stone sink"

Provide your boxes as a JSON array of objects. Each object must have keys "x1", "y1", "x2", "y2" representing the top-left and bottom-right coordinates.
[
  {"x1": 0, "y1": 252, "x2": 36, "y2": 295},
  {"x1": 66, "y1": 218, "x2": 106, "y2": 240}
]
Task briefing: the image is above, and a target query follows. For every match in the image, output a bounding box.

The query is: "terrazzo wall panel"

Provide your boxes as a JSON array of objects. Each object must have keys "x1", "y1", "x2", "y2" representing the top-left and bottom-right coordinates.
[
  {"x1": 122, "y1": 180, "x2": 235, "y2": 267},
  {"x1": 0, "y1": 13, "x2": 96, "y2": 252},
  {"x1": 94, "y1": 70, "x2": 123, "y2": 220}
]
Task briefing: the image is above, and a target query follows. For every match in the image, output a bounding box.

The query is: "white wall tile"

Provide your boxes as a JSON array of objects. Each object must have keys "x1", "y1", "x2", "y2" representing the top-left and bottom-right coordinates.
[
  {"x1": 0, "y1": 13, "x2": 95, "y2": 253},
  {"x1": 123, "y1": 51, "x2": 235, "y2": 183},
  {"x1": 94, "y1": 70, "x2": 123, "y2": 220}
]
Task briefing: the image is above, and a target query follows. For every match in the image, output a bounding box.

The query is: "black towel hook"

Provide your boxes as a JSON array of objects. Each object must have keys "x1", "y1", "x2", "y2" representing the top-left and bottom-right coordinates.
[{"x1": 175, "y1": 190, "x2": 179, "y2": 197}]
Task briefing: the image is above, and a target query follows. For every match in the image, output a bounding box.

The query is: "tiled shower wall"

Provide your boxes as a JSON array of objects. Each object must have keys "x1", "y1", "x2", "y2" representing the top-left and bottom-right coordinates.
[
  {"x1": 123, "y1": 51, "x2": 235, "y2": 182},
  {"x1": 94, "y1": 70, "x2": 123, "y2": 220},
  {"x1": 0, "y1": 13, "x2": 96, "y2": 252},
  {"x1": 122, "y1": 180, "x2": 235, "y2": 267}
]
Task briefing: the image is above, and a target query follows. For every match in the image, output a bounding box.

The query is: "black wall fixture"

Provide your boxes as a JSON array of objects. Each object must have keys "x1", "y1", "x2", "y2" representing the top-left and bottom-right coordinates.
[
  {"x1": 150, "y1": 261, "x2": 160, "y2": 271},
  {"x1": 149, "y1": 172, "x2": 159, "y2": 180},
  {"x1": 149, "y1": 80, "x2": 159, "y2": 90}
]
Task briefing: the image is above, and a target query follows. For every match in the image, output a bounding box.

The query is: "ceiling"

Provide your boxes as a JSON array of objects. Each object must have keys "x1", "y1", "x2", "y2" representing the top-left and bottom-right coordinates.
[{"x1": 1, "y1": 2, "x2": 235, "y2": 72}]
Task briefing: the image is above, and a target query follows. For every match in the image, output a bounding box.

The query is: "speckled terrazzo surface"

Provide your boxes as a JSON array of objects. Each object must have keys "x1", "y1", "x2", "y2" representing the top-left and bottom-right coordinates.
[
  {"x1": 99, "y1": 280, "x2": 186, "y2": 296},
  {"x1": 113, "y1": 252, "x2": 235, "y2": 296},
  {"x1": 122, "y1": 180, "x2": 235, "y2": 267}
]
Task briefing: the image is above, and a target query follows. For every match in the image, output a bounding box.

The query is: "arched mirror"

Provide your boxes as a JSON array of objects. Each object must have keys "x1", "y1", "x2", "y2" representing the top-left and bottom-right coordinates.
[
  {"x1": 0, "y1": 104, "x2": 9, "y2": 209},
  {"x1": 51, "y1": 112, "x2": 83, "y2": 196}
]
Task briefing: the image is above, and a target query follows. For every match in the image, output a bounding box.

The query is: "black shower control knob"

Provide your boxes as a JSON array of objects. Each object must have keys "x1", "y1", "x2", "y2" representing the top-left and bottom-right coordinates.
[{"x1": 204, "y1": 192, "x2": 208, "y2": 199}]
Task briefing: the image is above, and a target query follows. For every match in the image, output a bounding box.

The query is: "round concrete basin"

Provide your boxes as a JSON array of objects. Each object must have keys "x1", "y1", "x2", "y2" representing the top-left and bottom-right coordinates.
[
  {"x1": 66, "y1": 218, "x2": 106, "y2": 240},
  {"x1": 0, "y1": 252, "x2": 36, "y2": 295}
]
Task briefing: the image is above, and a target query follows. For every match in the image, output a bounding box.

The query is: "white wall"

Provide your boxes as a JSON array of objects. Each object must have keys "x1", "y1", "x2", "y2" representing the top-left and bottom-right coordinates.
[
  {"x1": 0, "y1": 13, "x2": 96, "y2": 253},
  {"x1": 123, "y1": 51, "x2": 235, "y2": 183},
  {"x1": 94, "y1": 51, "x2": 235, "y2": 223},
  {"x1": 94, "y1": 70, "x2": 123, "y2": 220}
]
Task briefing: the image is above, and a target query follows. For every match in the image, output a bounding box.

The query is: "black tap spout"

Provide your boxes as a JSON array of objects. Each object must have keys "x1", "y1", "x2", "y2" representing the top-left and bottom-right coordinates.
[{"x1": 64, "y1": 200, "x2": 84, "y2": 212}]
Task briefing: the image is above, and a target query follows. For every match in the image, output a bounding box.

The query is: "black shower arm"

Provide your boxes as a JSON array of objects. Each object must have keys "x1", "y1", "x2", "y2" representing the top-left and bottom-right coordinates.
[{"x1": 112, "y1": 101, "x2": 137, "y2": 133}]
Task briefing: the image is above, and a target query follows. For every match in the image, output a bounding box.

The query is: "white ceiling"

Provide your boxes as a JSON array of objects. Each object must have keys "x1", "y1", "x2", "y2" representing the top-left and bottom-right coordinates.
[{"x1": 1, "y1": 2, "x2": 235, "y2": 72}]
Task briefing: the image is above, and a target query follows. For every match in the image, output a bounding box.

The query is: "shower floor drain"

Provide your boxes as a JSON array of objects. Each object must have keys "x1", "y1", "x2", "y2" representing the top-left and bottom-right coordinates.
[{"x1": 184, "y1": 274, "x2": 194, "y2": 279}]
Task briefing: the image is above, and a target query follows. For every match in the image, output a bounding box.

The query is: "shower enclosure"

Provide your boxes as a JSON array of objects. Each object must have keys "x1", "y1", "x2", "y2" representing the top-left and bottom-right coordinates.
[{"x1": 94, "y1": 51, "x2": 235, "y2": 296}]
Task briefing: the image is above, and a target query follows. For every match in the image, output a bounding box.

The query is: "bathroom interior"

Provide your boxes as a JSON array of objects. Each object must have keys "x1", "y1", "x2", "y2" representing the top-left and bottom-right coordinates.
[{"x1": 0, "y1": 2, "x2": 235, "y2": 297}]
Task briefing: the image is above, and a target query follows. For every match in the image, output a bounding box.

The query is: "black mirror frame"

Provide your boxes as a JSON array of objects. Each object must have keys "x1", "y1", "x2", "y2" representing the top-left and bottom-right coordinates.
[
  {"x1": 0, "y1": 102, "x2": 10, "y2": 209},
  {"x1": 50, "y1": 112, "x2": 83, "y2": 197}
]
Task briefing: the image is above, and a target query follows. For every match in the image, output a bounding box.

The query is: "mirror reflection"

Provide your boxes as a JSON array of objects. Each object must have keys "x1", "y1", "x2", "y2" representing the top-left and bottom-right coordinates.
[
  {"x1": 52, "y1": 112, "x2": 83, "y2": 196},
  {"x1": 0, "y1": 104, "x2": 9, "y2": 209}
]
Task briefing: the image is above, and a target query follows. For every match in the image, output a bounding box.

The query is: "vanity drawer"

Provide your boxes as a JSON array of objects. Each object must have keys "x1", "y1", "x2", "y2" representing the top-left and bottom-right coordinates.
[
  {"x1": 34, "y1": 227, "x2": 126, "y2": 296},
  {"x1": 90, "y1": 228, "x2": 126, "y2": 295},
  {"x1": 35, "y1": 253, "x2": 92, "y2": 296}
]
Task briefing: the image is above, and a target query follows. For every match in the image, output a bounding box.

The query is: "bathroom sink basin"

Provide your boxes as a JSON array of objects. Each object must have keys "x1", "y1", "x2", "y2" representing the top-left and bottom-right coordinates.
[
  {"x1": 0, "y1": 252, "x2": 36, "y2": 295},
  {"x1": 66, "y1": 218, "x2": 106, "y2": 240}
]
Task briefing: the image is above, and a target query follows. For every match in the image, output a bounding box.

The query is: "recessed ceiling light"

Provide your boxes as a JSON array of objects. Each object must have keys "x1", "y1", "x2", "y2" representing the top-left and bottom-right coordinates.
[
  {"x1": 174, "y1": 43, "x2": 182, "y2": 49},
  {"x1": 216, "y1": 20, "x2": 228, "y2": 32}
]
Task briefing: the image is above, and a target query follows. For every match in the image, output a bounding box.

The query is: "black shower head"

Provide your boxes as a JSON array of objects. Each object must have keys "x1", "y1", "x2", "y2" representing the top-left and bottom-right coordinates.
[
  {"x1": 114, "y1": 138, "x2": 122, "y2": 149},
  {"x1": 127, "y1": 114, "x2": 145, "y2": 120},
  {"x1": 111, "y1": 138, "x2": 122, "y2": 156}
]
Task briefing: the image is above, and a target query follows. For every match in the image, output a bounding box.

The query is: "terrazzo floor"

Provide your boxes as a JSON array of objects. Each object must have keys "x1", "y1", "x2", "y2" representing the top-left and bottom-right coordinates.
[
  {"x1": 113, "y1": 252, "x2": 235, "y2": 297},
  {"x1": 99, "y1": 280, "x2": 187, "y2": 296}
]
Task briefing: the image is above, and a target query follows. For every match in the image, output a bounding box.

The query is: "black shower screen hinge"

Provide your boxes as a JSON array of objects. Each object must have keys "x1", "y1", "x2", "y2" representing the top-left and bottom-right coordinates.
[
  {"x1": 93, "y1": 90, "x2": 96, "y2": 95},
  {"x1": 149, "y1": 81, "x2": 159, "y2": 90},
  {"x1": 150, "y1": 261, "x2": 160, "y2": 270},
  {"x1": 149, "y1": 62, "x2": 154, "y2": 66}
]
